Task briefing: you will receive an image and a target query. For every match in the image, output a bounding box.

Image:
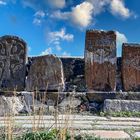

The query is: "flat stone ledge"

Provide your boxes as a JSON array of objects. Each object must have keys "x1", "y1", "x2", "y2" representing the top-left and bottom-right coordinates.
[
  {"x1": 103, "y1": 99, "x2": 140, "y2": 112},
  {"x1": 79, "y1": 130, "x2": 131, "y2": 139}
]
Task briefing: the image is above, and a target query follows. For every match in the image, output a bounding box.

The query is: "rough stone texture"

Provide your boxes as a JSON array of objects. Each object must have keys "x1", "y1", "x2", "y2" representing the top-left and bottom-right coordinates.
[
  {"x1": 90, "y1": 130, "x2": 130, "y2": 139},
  {"x1": 0, "y1": 96, "x2": 24, "y2": 116},
  {"x1": 116, "y1": 57, "x2": 123, "y2": 91},
  {"x1": 0, "y1": 35, "x2": 26, "y2": 91},
  {"x1": 122, "y1": 43, "x2": 140, "y2": 91},
  {"x1": 60, "y1": 57, "x2": 86, "y2": 92},
  {"x1": 103, "y1": 99, "x2": 140, "y2": 112},
  {"x1": 85, "y1": 30, "x2": 116, "y2": 91},
  {"x1": 26, "y1": 55, "x2": 65, "y2": 91},
  {"x1": 86, "y1": 92, "x2": 140, "y2": 102}
]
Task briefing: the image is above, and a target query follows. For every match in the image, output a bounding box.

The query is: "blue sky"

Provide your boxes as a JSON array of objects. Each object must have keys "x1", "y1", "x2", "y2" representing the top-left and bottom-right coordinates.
[{"x1": 0, "y1": 0, "x2": 139, "y2": 57}]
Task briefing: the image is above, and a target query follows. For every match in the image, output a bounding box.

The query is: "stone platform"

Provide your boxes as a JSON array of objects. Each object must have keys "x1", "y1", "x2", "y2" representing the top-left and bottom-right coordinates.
[{"x1": 1, "y1": 115, "x2": 140, "y2": 139}]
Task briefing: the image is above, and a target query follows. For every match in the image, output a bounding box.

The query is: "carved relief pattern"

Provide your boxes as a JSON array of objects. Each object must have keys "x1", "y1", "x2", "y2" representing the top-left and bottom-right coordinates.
[
  {"x1": 85, "y1": 31, "x2": 116, "y2": 91},
  {"x1": 0, "y1": 36, "x2": 26, "y2": 90}
]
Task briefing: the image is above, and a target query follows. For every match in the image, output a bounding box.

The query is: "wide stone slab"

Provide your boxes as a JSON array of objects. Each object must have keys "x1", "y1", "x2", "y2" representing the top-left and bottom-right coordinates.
[
  {"x1": 0, "y1": 35, "x2": 26, "y2": 91},
  {"x1": 104, "y1": 99, "x2": 140, "y2": 112},
  {"x1": 85, "y1": 130, "x2": 130, "y2": 139},
  {"x1": 86, "y1": 92, "x2": 140, "y2": 102},
  {"x1": 85, "y1": 30, "x2": 116, "y2": 91},
  {"x1": 26, "y1": 55, "x2": 65, "y2": 91},
  {"x1": 122, "y1": 43, "x2": 140, "y2": 91}
]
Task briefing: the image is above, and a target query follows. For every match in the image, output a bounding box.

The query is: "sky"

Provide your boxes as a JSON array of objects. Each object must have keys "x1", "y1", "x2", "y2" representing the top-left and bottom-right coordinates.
[{"x1": 0, "y1": 0, "x2": 139, "y2": 57}]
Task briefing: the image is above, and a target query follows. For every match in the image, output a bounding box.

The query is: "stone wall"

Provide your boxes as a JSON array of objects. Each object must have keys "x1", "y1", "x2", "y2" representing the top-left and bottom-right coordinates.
[{"x1": 0, "y1": 31, "x2": 139, "y2": 92}]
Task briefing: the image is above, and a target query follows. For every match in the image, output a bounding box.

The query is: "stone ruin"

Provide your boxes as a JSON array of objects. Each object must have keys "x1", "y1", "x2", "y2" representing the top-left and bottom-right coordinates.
[
  {"x1": 0, "y1": 31, "x2": 140, "y2": 115},
  {"x1": 0, "y1": 32, "x2": 139, "y2": 92}
]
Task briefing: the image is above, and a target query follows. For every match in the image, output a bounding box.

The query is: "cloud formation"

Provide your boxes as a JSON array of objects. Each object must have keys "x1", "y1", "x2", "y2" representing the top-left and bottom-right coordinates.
[
  {"x1": 0, "y1": 0, "x2": 7, "y2": 5},
  {"x1": 41, "y1": 47, "x2": 52, "y2": 55},
  {"x1": 48, "y1": 28, "x2": 74, "y2": 43},
  {"x1": 33, "y1": 10, "x2": 46, "y2": 26},
  {"x1": 110, "y1": 0, "x2": 131, "y2": 18},
  {"x1": 116, "y1": 31, "x2": 127, "y2": 56},
  {"x1": 51, "y1": 0, "x2": 133, "y2": 28},
  {"x1": 51, "y1": 2, "x2": 94, "y2": 28},
  {"x1": 41, "y1": 28, "x2": 73, "y2": 55},
  {"x1": 48, "y1": 0, "x2": 66, "y2": 9}
]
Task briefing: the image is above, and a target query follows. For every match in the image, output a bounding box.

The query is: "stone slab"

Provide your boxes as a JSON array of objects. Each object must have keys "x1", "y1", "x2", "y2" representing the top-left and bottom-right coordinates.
[
  {"x1": 88, "y1": 130, "x2": 130, "y2": 139},
  {"x1": 86, "y1": 92, "x2": 140, "y2": 102},
  {"x1": 0, "y1": 35, "x2": 26, "y2": 91},
  {"x1": 85, "y1": 30, "x2": 116, "y2": 91},
  {"x1": 122, "y1": 43, "x2": 140, "y2": 91},
  {"x1": 26, "y1": 55, "x2": 65, "y2": 91},
  {"x1": 104, "y1": 99, "x2": 140, "y2": 112}
]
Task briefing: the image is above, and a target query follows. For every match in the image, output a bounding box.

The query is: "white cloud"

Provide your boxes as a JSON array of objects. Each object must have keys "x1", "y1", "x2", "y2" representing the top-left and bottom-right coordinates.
[
  {"x1": 110, "y1": 0, "x2": 131, "y2": 18},
  {"x1": 87, "y1": 0, "x2": 109, "y2": 15},
  {"x1": 0, "y1": 0, "x2": 6, "y2": 5},
  {"x1": 71, "y1": 2, "x2": 93, "y2": 28},
  {"x1": 62, "y1": 51, "x2": 71, "y2": 56},
  {"x1": 48, "y1": 28, "x2": 74, "y2": 43},
  {"x1": 33, "y1": 18, "x2": 42, "y2": 25},
  {"x1": 48, "y1": 0, "x2": 65, "y2": 9},
  {"x1": 116, "y1": 31, "x2": 127, "y2": 56},
  {"x1": 51, "y1": 1, "x2": 94, "y2": 28},
  {"x1": 51, "y1": 0, "x2": 134, "y2": 29},
  {"x1": 50, "y1": 10, "x2": 69, "y2": 20},
  {"x1": 41, "y1": 47, "x2": 52, "y2": 55},
  {"x1": 33, "y1": 10, "x2": 46, "y2": 26},
  {"x1": 42, "y1": 28, "x2": 73, "y2": 56},
  {"x1": 55, "y1": 45, "x2": 62, "y2": 51},
  {"x1": 116, "y1": 31, "x2": 127, "y2": 44},
  {"x1": 34, "y1": 10, "x2": 45, "y2": 18}
]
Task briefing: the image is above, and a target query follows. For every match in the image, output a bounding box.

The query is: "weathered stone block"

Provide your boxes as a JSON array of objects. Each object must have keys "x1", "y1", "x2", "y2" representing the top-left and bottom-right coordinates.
[
  {"x1": 0, "y1": 35, "x2": 27, "y2": 91},
  {"x1": 122, "y1": 43, "x2": 140, "y2": 91},
  {"x1": 26, "y1": 55, "x2": 65, "y2": 91},
  {"x1": 85, "y1": 30, "x2": 116, "y2": 91},
  {"x1": 60, "y1": 57, "x2": 86, "y2": 92},
  {"x1": 103, "y1": 99, "x2": 140, "y2": 112},
  {"x1": 86, "y1": 92, "x2": 140, "y2": 102}
]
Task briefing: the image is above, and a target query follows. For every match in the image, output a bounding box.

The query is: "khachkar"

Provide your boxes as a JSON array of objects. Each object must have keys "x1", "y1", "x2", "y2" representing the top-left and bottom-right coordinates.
[
  {"x1": 26, "y1": 55, "x2": 65, "y2": 91},
  {"x1": 85, "y1": 30, "x2": 116, "y2": 91},
  {"x1": 122, "y1": 43, "x2": 140, "y2": 91},
  {"x1": 0, "y1": 35, "x2": 27, "y2": 91}
]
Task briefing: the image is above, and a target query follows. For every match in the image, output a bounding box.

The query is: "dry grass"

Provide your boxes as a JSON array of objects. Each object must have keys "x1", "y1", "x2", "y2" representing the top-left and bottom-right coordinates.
[{"x1": 0, "y1": 88, "x2": 80, "y2": 140}]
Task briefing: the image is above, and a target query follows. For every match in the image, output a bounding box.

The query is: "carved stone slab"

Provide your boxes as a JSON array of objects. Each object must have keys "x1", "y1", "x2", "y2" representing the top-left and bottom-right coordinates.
[
  {"x1": 0, "y1": 35, "x2": 27, "y2": 91},
  {"x1": 85, "y1": 30, "x2": 116, "y2": 91},
  {"x1": 122, "y1": 43, "x2": 140, "y2": 91},
  {"x1": 26, "y1": 55, "x2": 65, "y2": 91}
]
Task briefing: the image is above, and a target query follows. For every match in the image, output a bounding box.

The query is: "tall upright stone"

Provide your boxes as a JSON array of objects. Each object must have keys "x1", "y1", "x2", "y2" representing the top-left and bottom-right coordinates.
[
  {"x1": 122, "y1": 43, "x2": 140, "y2": 91},
  {"x1": 0, "y1": 35, "x2": 27, "y2": 91},
  {"x1": 26, "y1": 55, "x2": 65, "y2": 91},
  {"x1": 85, "y1": 30, "x2": 116, "y2": 91}
]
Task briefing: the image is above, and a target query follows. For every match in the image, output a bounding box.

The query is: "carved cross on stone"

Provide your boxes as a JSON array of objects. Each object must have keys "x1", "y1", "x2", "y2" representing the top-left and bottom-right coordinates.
[{"x1": 0, "y1": 36, "x2": 26, "y2": 91}]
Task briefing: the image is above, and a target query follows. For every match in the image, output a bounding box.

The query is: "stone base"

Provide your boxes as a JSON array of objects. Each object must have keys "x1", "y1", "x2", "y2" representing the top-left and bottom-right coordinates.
[{"x1": 103, "y1": 99, "x2": 140, "y2": 112}]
